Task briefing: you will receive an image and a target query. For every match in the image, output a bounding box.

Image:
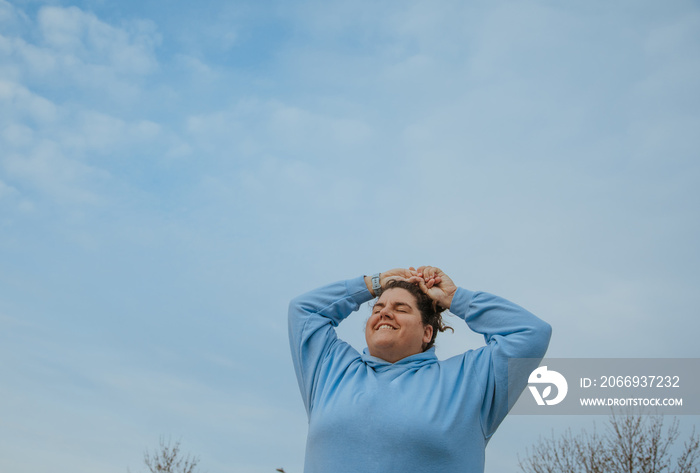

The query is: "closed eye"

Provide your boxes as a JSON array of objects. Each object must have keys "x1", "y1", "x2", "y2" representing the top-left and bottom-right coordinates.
[{"x1": 394, "y1": 302, "x2": 412, "y2": 312}]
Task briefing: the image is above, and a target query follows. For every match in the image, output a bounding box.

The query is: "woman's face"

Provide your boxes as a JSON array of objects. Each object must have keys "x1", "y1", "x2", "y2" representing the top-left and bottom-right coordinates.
[{"x1": 365, "y1": 288, "x2": 433, "y2": 363}]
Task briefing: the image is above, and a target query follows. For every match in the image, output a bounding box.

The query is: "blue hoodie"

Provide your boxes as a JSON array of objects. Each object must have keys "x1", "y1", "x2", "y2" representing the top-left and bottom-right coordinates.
[{"x1": 289, "y1": 276, "x2": 551, "y2": 473}]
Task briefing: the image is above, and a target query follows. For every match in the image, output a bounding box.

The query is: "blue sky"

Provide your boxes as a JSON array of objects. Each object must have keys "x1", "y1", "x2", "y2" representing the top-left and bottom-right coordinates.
[{"x1": 1, "y1": 0, "x2": 699, "y2": 472}]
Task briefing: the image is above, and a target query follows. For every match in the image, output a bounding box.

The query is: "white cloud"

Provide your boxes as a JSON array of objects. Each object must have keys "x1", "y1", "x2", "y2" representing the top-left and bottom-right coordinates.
[
  {"x1": 0, "y1": 177, "x2": 18, "y2": 199},
  {"x1": 0, "y1": 4, "x2": 161, "y2": 107},
  {"x1": 185, "y1": 99, "x2": 372, "y2": 158},
  {"x1": 174, "y1": 53, "x2": 216, "y2": 78},
  {"x1": 0, "y1": 5, "x2": 173, "y2": 210},
  {"x1": 37, "y1": 6, "x2": 160, "y2": 75},
  {"x1": 0, "y1": 0, "x2": 29, "y2": 31},
  {"x1": 56, "y1": 110, "x2": 162, "y2": 155},
  {"x1": 1, "y1": 123, "x2": 34, "y2": 148},
  {"x1": 0, "y1": 80, "x2": 58, "y2": 123},
  {"x1": 239, "y1": 155, "x2": 365, "y2": 211},
  {"x1": 0, "y1": 82, "x2": 106, "y2": 206},
  {"x1": 268, "y1": 102, "x2": 372, "y2": 148},
  {"x1": 2, "y1": 143, "x2": 109, "y2": 205}
]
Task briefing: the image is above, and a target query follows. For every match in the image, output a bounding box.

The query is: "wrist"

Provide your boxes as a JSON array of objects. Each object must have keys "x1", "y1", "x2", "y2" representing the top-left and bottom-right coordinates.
[
  {"x1": 443, "y1": 294, "x2": 454, "y2": 310},
  {"x1": 442, "y1": 288, "x2": 457, "y2": 310},
  {"x1": 364, "y1": 275, "x2": 374, "y2": 297},
  {"x1": 364, "y1": 273, "x2": 383, "y2": 298}
]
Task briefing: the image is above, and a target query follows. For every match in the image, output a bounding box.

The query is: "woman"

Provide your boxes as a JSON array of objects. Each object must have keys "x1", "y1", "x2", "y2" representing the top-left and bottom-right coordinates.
[{"x1": 288, "y1": 266, "x2": 551, "y2": 473}]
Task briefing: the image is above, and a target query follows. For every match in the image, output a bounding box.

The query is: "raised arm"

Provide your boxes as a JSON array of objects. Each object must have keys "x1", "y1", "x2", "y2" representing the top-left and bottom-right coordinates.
[
  {"x1": 288, "y1": 277, "x2": 369, "y2": 415},
  {"x1": 288, "y1": 269, "x2": 420, "y2": 414},
  {"x1": 415, "y1": 266, "x2": 552, "y2": 438}
]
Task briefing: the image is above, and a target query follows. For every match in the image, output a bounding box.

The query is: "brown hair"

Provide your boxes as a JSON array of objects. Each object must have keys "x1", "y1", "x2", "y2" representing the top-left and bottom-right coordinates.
[{"x1": 382, "y1": 279, "x2": 453, "y2": 351}]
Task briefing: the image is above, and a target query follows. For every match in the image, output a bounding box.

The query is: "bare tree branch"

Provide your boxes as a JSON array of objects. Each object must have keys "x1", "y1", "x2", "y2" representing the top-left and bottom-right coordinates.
[
  {"x1": 519, "y1": 414, "x2": 698, "y2": 473},
  {"x1": 140, "y1": 437, "x2": 201, "y2": 473}
]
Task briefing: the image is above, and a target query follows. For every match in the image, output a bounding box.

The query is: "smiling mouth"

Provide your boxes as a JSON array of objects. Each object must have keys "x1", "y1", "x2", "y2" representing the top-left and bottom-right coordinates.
[{"x1": 377, "y1": 324, "x2": 397, "y2": 331}]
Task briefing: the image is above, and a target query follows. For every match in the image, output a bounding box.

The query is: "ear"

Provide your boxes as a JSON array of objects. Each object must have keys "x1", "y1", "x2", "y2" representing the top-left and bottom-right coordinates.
[{"x1": 422, "y1": 324, "x2": 434, "y2": 345}]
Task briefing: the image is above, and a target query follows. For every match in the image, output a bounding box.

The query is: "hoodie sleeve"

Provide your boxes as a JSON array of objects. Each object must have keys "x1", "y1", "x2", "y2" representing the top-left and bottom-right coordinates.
[
  {"x1": 288, "y1": 276, "x2": 373, "y2": 416},
  {"x1": 449, "y1": 288, "x2": 552, "y2": 439}
]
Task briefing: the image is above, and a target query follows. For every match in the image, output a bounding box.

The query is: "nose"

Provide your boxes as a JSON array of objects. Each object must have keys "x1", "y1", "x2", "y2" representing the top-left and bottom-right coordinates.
[{"x1": 379, "y1": 306, "x2": 393, "y2": 319}]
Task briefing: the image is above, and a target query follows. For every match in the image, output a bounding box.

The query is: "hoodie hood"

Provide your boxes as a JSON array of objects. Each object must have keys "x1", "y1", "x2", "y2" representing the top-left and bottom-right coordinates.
[{"x1": 361, "y1": 346, "x2": 438, "y2": 373}]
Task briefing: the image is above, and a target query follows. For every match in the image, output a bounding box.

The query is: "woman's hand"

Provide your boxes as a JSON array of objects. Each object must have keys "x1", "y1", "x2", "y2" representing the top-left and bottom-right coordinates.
[{"x1": 413, "y1": 266, "x2": 457, "y2": 309}]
